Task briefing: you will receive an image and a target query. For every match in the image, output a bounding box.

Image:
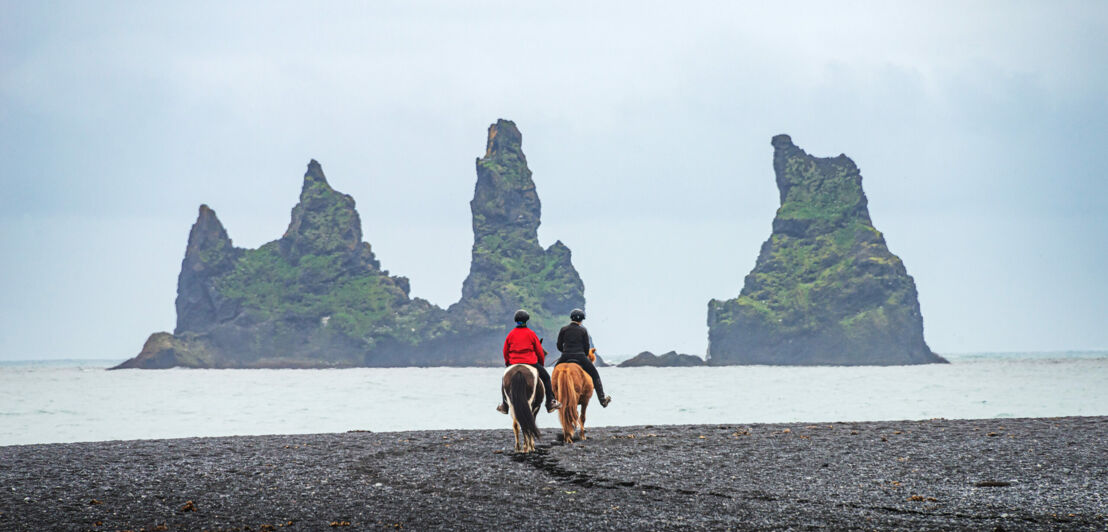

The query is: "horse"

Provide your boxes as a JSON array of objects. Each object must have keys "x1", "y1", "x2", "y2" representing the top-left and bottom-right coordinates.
[
  {"x1": 551, "y1": 348, "x2": 597, "y2": 443},
  {"x1": 501, "y1": 363, "x2": 543, "y2": 453}
]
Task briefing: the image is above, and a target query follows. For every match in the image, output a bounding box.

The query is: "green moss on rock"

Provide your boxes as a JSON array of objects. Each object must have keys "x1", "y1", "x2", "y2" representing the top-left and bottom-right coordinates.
[
  {"x1": 119, "y1": 120, "x2": 584, "y2": 369},
  {"x1": 452, "y1": 120, "x2": 585, "y2": 347},
  {"x1": 707, "y1": 135, "x2": 944, "y2": 366}
]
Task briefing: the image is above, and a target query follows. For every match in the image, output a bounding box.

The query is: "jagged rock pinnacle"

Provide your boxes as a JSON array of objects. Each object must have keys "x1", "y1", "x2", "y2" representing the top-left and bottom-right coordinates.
[
  {"x1": 188, "y1": 205, "x2": 232, "y2": 255},
  {"x1": 708, "y1": 135, "x2": 942, "y2": 366},
  {"x1": 176, "y1": 204, "x2": 240, "y2": 334},
  {"x1": 470, "y1": 119, "x2": 540, "y2": 241},
  {"x1": 282, "y1": 160, "x2": 362, "y2": 259},
  {"x1": 301, "y1": 159, "x2": 329, "y2": 193},
  {"x1": 484, "y1": 119, "x2": 523, "y2": 159},
  {"x1": 455, "y1": 119, "x2": 584, "y2": 339}
]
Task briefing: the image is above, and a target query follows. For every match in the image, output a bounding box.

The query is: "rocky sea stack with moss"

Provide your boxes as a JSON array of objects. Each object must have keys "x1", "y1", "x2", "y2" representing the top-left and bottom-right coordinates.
[
  {"x1": 114, "y1": 120, "x2": 583, "y2": 369},
  {"x1": 449, "y1": 120, "x2": 585, "y2": 348},
  {"x1": 707, "y1": 135, "x2": 945, "y2": 366}
]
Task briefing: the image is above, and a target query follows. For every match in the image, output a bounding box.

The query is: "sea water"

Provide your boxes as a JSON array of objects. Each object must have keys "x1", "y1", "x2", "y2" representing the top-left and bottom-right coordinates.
[{"x1": 1, "y1": 352, "x2": 1106, "y2": 446}]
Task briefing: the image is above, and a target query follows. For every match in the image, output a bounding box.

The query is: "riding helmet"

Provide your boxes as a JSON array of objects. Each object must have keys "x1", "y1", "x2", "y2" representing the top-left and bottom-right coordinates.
[
  {"x1": 513, "y1": 309, "x2": 530, "y2": 323},
  {"x1": 570, "y1": 308, "x2": 585, "y2": 322}
]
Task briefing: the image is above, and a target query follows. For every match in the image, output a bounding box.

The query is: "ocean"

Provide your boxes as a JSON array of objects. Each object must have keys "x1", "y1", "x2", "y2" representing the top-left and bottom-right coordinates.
[{"x1": 1, "y1": 352, "x2": 1105, "y2": 446}]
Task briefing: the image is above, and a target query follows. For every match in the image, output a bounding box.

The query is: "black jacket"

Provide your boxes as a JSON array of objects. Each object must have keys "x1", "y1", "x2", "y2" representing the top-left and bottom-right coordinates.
[{"x1": 556, "y1": 322, "x2": 591, "y2": 355}]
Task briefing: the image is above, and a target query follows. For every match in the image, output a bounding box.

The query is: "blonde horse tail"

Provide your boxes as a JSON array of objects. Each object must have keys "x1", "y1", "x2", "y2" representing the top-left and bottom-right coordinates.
[{"x1": 558, "y1": 368, "x2": 579, "y2": 441}]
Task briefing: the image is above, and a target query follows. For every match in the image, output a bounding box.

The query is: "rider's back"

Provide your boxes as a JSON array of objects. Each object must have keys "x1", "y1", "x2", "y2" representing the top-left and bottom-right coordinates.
[
  {"x1": 556, "y1": 322, "x2": 590, "y2": 355},
  {"x1": 504, "y1": 326, "x2": 543, "y2": 365}
]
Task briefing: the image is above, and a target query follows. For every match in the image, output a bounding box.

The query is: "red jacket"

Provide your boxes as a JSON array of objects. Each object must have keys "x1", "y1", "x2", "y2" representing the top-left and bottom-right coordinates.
[{"x1": 503, "y1": 326, "x2": 545, "y2": 366}]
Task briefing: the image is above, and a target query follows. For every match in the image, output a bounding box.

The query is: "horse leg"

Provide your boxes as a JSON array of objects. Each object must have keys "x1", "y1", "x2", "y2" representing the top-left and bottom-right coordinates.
[
  {"x1": 517, "y1": 378, "x2": 539, "y2": 454},
  {"x1": 579, "y1": 399, "x2": 589, "y2": 440},
  {"x1": 522, "y1": 412, "x2": 533, "y2": 452},
  {"x1": 561, "y1": 405, "x2": 574, "y2": 444},
  {"x1": 553, "y1": 371, "x2": 573, "y2": 444},
  {"x1": 513, "y1": 420, "x2": 522, "y2": 452}
]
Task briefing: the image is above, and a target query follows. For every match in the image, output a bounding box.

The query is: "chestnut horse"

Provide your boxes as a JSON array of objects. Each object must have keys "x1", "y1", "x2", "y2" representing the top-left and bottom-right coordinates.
[
  {"x1": 551, "y1": 348, "x2": 597, "y2": 443},
  {"x1": 502, "y1": 364, "x2": 543, "y2": 453}
]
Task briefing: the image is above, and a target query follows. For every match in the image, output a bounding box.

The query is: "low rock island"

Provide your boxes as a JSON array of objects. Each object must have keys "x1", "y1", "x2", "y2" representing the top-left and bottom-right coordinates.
[{"x1": 618, "y1": 351, "x2": 706, "y2": 367}]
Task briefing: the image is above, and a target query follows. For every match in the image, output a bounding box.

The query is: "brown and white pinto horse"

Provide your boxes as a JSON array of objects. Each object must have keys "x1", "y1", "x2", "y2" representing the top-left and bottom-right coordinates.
[
  {"x1": 502, "y1": 363, "x2": 543, "y2": 453},
  {"x1": 551, "y1": 348, "x2": 597, "y2": 443}
]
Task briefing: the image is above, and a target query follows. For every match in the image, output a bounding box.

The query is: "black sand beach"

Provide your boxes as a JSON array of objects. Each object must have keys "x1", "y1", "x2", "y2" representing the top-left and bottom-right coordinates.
[{"x1": 1, "y1": 416, "x2": 1105, "y2": 530}]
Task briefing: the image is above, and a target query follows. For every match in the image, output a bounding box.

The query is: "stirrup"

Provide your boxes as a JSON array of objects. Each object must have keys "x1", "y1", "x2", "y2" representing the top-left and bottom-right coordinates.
[
  {"x1": 496, "y1": 403, "x2": 508, "y2": 414},
  {"x1": 546, "y1": 399, "x2": 562, "y2": 412},
  {"x1": 599, "y1": 395, "x2": 612, "y2": 408}
]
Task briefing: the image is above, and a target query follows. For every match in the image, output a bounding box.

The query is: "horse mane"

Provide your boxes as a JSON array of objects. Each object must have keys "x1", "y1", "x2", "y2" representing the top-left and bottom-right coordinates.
[{"x1": 588, "y1": 347, "x2": 597, "y2": 362}]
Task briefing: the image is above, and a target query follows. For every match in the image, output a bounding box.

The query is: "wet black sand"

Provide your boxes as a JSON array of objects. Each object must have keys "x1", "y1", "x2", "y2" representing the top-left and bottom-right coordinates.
[{"x1": 1, "y1": 416, "x2": 1105, "y2": 530}]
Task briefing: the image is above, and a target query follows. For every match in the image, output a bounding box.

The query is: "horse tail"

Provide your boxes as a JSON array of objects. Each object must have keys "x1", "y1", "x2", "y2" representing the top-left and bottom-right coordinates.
[
  {"x1": 509, "y1": 371, "x2": 540, "y2": 442},
  {"x1": 558, "y1": 368, "x2": 579, "y2": 436}
]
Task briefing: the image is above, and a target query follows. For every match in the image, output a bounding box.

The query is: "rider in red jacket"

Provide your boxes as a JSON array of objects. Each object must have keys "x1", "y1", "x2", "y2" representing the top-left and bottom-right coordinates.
[{"x1": 497, "y1": 309, "x2": 561, "y2": 414}]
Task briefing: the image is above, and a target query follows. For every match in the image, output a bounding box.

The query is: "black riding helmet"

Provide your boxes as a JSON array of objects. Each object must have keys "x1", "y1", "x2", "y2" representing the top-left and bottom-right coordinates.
[
  {"x1": 513, "y1": 309, "x2": 530, "y2": 324},
  {"x1": 570, "y1": 308, "x2": 585, "y2": 322}
]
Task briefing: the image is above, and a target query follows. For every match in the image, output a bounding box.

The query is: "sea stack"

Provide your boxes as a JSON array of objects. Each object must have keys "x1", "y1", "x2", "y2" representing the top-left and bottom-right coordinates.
[
  {"x1": 449, "y1": 119, "x2": 586, "y2": 345},
  {"x1": 707, "y1": 135, "x2": 945, "y2": 366},
  {"x1": 174, "y1": 204, "x2": 242, "y2": 335},
  {"x1": 116, "y1": 161, "x2": 438, "y2": 369},
  {"x1": 115, "y1": 120, "x2": 584, "y2": 369}
]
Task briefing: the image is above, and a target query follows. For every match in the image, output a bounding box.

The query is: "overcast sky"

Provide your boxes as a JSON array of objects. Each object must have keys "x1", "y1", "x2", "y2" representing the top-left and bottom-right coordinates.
[{"x1": 1, "y1": 1, "x2": 1106, "y2": 361}]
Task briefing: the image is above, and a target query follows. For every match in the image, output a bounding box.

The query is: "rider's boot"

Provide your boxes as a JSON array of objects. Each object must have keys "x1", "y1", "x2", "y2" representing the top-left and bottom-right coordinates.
[
  {"x1": 596, "y1": 387, "x2": 612, "y2": 408},
  {"x1": 496, "y1": 401, "x2": 508, "y2": 414},
  {"x1": 546, "y1": 398, "x2": 562, "y2": 413}
]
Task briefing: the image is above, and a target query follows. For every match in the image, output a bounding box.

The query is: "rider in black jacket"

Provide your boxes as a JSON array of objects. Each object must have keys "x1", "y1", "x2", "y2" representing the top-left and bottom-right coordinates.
[{"x1": 554, "y1": 309, "x2": 612, "y2": 407}]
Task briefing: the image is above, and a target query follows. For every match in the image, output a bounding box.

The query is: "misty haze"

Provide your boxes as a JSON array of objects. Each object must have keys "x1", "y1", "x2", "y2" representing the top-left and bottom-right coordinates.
[{"x1": 1, "y1": 2, "x2": 1106, "y2": 530}]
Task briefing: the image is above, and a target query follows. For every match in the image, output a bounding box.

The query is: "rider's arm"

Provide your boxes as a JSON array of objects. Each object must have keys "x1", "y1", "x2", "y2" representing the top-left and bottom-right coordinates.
[
  {"x1": 556, "y1": 327, "x2": 565, "y2": 353},
  {"x1": 533, "y1": 332, "x2": 545, "y2": 365},
  {"x1": 503, "y1": 335, "x2": 510, "y2": 366}
]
